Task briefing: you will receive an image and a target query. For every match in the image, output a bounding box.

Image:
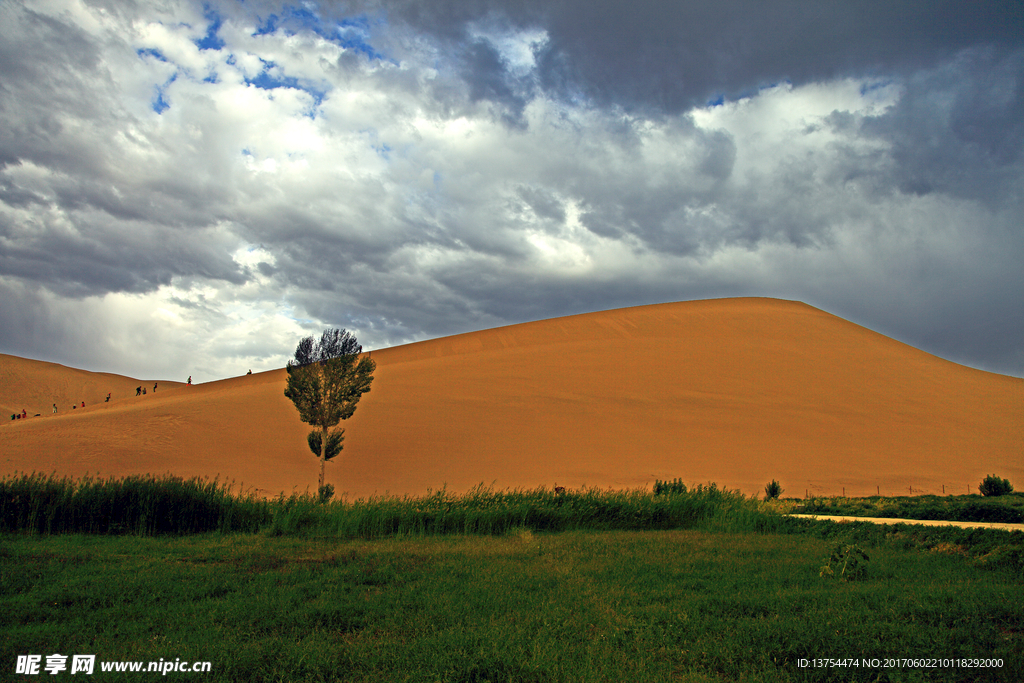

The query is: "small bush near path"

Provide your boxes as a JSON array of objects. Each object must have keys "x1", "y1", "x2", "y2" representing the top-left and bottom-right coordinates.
[
  {"x1": 819, "y1": 543, "x2": 869, "y2": 581},
  {"x1": 771, "y1": 514, "x2": 1024, "y2": 575},
  {"x1": 980, "y1": 474, "x2": 1015, "y2": 497}
]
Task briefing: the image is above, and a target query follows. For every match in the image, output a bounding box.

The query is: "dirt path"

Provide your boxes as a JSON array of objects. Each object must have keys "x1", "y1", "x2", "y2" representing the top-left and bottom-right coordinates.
[{"x1": 788, "y1": 514, "x2": 1024, "y2": 533}]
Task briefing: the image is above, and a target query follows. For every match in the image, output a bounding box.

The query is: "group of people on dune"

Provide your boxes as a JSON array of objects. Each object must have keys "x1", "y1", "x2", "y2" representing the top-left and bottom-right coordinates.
[
  {"x1": 13, "y1": 398, "x2": 87, "y2": 420},
  {"x1": 11, "y1": 376, "x2": 200, "y2": 423}
]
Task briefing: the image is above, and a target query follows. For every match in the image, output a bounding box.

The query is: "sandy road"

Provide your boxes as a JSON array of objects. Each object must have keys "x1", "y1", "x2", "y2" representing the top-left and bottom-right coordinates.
[{"x1": 788, "y1": 514, "x2": 1024, "y2": 532}]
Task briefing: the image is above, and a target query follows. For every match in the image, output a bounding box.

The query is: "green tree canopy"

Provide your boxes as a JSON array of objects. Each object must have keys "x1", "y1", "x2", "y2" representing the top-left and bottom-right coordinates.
[{"x1": 284, "y1": 328, "x2": 375, "y2": 491}]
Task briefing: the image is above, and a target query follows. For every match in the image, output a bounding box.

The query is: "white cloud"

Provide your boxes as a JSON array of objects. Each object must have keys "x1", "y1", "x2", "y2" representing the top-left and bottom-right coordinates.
[
  {"x1": 0, "y1": 0, "x2": 1020, "y2": 378},
  {"x1": 467, "y1": 22, "x2": 549, "y2": 75}
]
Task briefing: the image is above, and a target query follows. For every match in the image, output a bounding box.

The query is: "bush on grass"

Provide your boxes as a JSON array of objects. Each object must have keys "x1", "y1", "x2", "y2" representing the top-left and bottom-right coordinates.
[
  {"x1": 819, "y1": 543, "x2": 869, "y2": 581},
  {"x1": 979, "y1": 475, "x2": 1014, "y2": 497},
  {"x1": 318, "y1": 483, "x2": 335, "y2": 504},
  {"x1": 764, "y1": 479, "x2": 784, "y2": 500},
  {"x1": 653, "y1": 478, "x2": 688, "y2": 496}
]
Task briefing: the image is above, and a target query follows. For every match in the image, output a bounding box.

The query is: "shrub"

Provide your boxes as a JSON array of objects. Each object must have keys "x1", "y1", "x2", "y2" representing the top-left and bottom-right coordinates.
[
  {"x1": 653, "y1": 478, "x2": 687, "y2": 496},
  {"x1": 318, "y1": 483, "x2": 335, "y2": 504},
  {"x1": 979, "y1": 475, "x2": 1014, "y2": 497},
  {"x1": 764, "y1": 479, "x2": 784, "y2": 500},
  {"x1": 819, "y1": 543, "x2": 869, "y2": 581}
]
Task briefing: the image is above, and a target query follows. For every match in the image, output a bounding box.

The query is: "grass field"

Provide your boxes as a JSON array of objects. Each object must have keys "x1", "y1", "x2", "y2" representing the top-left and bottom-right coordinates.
[
  {"x1": 3, "y1": 474, "x2": 1023, "y2": 681},
  {"x1": 4, "y1": 529, "x2": 1022, "y2": 682}
]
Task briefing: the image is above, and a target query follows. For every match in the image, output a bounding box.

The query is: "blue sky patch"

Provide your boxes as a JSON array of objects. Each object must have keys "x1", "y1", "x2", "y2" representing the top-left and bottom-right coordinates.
[
  {"x1": 253, "y1": 12, "x2": 280, "y2": 37},
  {"x1": 860, "y1": 79, "x2": 894, "y2": 96},
  {"x1": 252, "y1": 5, "x2": 386, "y2": 61},
  {"x1": 196, "y1": 4, "x2": 225, "y2": 50},
  {"x1": 245, "y1": 62, "x2": 301, "y2": 91},
  {"x1": 253, "y1": 7, "x2": 322, "y2": 38},
  {"x1": 151, "y1": 73, "x2": 177, "y2": 114},
  {"x1": 335, "y1": 15, "x2": 385, "y2": 61},
  {"x1": 152, "y1": 89, "x2": 170, "y2": 114},
  {"x1": 244, "y1": 59, "x2": 329, "y2": 116},
  {"x1": 137, "y1": 47, "x2": 168, "y2": 62}
]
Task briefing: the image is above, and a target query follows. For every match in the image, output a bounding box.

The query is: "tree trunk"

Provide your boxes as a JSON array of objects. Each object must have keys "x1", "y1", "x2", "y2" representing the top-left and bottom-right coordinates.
[{"x1": 319, "y1": 425, "x2": 327, "y2": 490}]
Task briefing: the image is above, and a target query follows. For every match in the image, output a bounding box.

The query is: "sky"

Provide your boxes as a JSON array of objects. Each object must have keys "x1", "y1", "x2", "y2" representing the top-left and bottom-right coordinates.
[{"x1": 1, "y1": 0, "x2": 1022, "y2": 381}]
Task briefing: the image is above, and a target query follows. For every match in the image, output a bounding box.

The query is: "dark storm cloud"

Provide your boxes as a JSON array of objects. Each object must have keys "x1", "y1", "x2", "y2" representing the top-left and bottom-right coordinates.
[
  {"x1": 860, "y1": 48, "x2": 1024, "y2": 205},
  {"x1": 463, "y1": 40, "x2": 531, "y2": 128},
  {"x1": 373, "y1": 0, "x2": 1023, "y2": 113},
  {"x1": 0, "y1": 213, "x2": 244, "y2": 297},
  {"x1": 516, "y1": 186, "x2": 565, "y2": 224},
  {"x1": 0, "y1": 5, "x2": 112, "y2": 175}
]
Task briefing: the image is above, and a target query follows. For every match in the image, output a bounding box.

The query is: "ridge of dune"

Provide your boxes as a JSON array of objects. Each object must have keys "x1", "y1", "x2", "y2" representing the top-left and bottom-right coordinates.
[
  {"x1": 0, "y1": 354, "x2": 186, "y2": 419},
  {"x1": 1, "y1": 298, "x2": 1021, "y2": 499}
]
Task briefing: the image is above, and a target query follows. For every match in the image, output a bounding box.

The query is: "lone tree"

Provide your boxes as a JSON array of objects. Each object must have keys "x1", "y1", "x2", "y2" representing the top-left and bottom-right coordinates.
[{"x1": 284, "y1": 328, "x2": 375, "y2": 496}]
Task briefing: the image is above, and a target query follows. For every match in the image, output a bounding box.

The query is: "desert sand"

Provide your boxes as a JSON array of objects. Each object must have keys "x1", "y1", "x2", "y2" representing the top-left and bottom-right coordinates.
[{"x1": 1, "y1": 298, "x2": 1021, "y2": 500}]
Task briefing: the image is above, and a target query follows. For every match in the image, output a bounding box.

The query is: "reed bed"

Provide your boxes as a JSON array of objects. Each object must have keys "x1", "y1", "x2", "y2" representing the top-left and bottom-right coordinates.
[
  {"x1": 0, "y1": 472, "x2": 271, "y2": 535},
  {"x1": 3, "y1": 473, "x2": 1021, "y2": 573},
  {"x1": 266, "y1": 481, "x2": 765, "y2": 538},
  {"x1": 1, "y1": 473, "x2": 767, "y2": 538}
]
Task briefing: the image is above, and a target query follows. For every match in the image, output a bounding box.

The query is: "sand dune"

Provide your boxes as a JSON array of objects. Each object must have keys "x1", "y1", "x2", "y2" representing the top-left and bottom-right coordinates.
[
  {"x1": 1, "y1": 298, "x2": 1021, "y2": 499},
  {"x1": 0, "y1": 355, "x2": 185, "y2": 418}
]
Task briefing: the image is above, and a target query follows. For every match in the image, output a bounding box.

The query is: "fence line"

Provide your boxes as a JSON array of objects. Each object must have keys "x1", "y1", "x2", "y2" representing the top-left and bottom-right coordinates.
[{"x1": 798, "y1": 483, "x2": 983, "y2": 499}]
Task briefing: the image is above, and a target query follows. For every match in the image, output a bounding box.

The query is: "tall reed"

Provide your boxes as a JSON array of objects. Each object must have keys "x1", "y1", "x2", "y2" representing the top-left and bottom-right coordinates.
[
  {"x1": 0, "y1": 472, "x2": 271, "y2": 535},
  {"x1": 266, "y1": 483, "x2": 767, "y2": 538},
  {"x1": 1, "y1": 473, "x2": 770, "y2": 538}
]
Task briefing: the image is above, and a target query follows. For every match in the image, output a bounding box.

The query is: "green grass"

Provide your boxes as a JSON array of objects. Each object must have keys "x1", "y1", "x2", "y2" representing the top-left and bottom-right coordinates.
[
  {"x1": 3, "y1": 473, "x2": 1022, "y2": 680},
  {"x1": 784, "y1": 493, "x2": 1024, "y2": 525},
  {"x1": 3, "y1": 530, "x2": 1021, "y2": 682}
]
